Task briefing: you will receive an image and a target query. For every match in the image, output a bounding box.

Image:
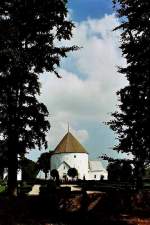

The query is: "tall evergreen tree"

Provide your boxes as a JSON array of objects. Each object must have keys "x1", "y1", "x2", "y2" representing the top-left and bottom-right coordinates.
[
  {"x1": 0, "y1": 0, "x2": 77, "y2": 196},
  {"x1": 109, "y1": 0, "x2": 150, "y2": 190}
]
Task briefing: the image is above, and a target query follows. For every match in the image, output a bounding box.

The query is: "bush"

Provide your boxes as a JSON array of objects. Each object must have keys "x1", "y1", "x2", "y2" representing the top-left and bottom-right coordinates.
[
  {"x1": 67, "y1": 168, "x2": 78, "y2": 179},
  {"x1": 39, "y1": 180, "x2": 57, "y2": 196},
  {"x1": 0, "y1": 185, "x2": 6, "y2": 193},
  {"x1": 18, "y1": 181, "x2": 33, "y2": 196}
]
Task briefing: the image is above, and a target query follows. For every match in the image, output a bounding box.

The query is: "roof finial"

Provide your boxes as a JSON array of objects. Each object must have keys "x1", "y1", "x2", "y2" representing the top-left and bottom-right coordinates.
[{"x1": 67, "y1": 122, "x2": 69, "y2": 133}]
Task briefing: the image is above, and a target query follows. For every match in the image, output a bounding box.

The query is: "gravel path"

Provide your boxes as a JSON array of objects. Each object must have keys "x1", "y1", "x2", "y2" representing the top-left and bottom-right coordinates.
[{"x1": 28, "y1": 185, "x2": 41, "y2": 195}]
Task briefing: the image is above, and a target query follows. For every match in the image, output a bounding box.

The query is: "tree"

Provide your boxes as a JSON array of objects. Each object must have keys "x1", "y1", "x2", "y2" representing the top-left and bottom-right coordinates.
[
  {"x1": 107, "y1": 161, "x2": 122, "y2": 181},
  {"x1": 121, "y1": 161, "x2": 133, "y2": 182},
  {"x1": 37, "y1": 152, "x2": 51, "y2": 180},
  {"x1": 21, "y1": 158, "x2": 39, "y2": 181},
  {"x1": 107, "y1": 160, "x2": 133, "y2": 182},
  {"x1": 0, "y1": 0, "x2": 77, "y2": 196},
  {"x1": 67, "y1": 168, "x2": 78, "y2": 180},
  {"x1": 144, "y1": 167, "x2": 150, "y2": 179},
  {"x1": 0, "y1": 68, "x2": 50, "y2": 196},
  {"x1": 108, "y1": 0, "x2": 150, "y2": 190},
  {"x1": 51, "y1": 169, "x2": 59, "y2": 182},
  {"x1": 0, "y1": 144, "x2": 8, "y2": 180}
]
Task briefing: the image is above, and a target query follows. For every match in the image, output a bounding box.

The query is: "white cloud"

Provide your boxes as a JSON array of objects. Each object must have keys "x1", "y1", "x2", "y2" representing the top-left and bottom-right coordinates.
[{"x1": 38, "y1": 14, "x2": 127, "y2": 152}]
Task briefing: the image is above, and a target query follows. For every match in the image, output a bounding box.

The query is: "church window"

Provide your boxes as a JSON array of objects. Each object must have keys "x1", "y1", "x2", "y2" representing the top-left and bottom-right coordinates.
[{"x1": 74, "y1": 155, "x2": 76, "y2": 158}]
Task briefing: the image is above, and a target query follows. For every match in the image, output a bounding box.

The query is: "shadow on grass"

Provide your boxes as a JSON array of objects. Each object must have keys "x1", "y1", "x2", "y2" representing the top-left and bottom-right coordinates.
[{"x1": 0, "y1": 190, "x2": 150, "y2": 225}]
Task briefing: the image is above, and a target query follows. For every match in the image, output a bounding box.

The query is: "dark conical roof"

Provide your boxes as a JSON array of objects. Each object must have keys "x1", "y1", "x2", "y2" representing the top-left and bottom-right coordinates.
[{"x1": 54, "y1": 132, "x2": 88, "y2": 154}]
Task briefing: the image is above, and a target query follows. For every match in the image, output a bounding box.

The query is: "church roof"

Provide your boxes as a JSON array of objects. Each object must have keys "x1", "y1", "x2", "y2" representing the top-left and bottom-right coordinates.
[
  {"x1": 53, "y1": 132, "x2": 88, "y2": 154},
  {"x1": 89, "y1": 160, "x2": 105, "y2": 172}
]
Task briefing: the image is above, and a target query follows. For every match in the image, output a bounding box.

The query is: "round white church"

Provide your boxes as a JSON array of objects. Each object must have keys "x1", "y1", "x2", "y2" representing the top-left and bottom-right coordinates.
[{"x1": 50, "y1": 131, "x2": 107, "y2": 180}]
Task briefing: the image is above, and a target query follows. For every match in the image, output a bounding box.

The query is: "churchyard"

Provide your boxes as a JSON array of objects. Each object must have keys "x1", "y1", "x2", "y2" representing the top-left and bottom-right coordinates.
[{"x1": 1, "y1": 178, "x2": 150, "y2": 225}]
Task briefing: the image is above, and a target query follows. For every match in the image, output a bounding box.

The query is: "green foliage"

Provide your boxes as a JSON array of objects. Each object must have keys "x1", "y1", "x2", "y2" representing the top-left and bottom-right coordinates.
[
  {"x1": 0, "y1": 185, "x2": 6, "y2": 193},
  {"x1": 21, "y1": 158, "x2": 39, "y2": 181},
  {"x1": 39, "y1": 180, "x2": 56, "y2": 196},
  {"x1": 67, "y1": 168, "x2": 78, "y2": 179},
  {"x1": 144, "y1": 167, "x2": 150, "y2": 178},
  {"x1": 50, "y1": 169, "x2": 60, "y2": 185},
  {"x1": 107, "y1": 161, "x2": 133, "y2": 182},
  {"x1": 0, "y1": 147, "x2": 8, "y2": 179},
  {"x1": 37, "y1": 152, "x2": 51, "y2": 179},
  {"x1": 108, "y1": 0, "x2": 150, "y2": 190},
  {"x1": 0, "y1": 178, "x2": 6, "y2": 194},
  {"x1": 0, "y1": 0, "x2": 77, "y2": 196},
  {"x1": 51, "y1": 169, "x2": 59, "y2": 179}
]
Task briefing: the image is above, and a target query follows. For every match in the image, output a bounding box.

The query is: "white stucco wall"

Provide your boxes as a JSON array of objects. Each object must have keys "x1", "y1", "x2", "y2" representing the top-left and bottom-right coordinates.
[
  {"x1": 3, "y1": 168, "x2": 22, "y2": 181},
  {"x1": 88, "y1": 170, "x2": 108, "y2": 180},
  {"x1": 37, "y1": 170, "x2": 50, "y2": 180},
  {"x1": 50, "y1": 153, "x2": 89, "y2": 180},
  {"x1": 57, "y1": 162, "x2": 70, "y2": 179}
]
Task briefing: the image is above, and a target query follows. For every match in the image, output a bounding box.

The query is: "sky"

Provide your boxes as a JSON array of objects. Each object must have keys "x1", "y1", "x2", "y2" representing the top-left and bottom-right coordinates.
[{"x1": 27, "y1": 0, "x2": 128, "y2": 167}]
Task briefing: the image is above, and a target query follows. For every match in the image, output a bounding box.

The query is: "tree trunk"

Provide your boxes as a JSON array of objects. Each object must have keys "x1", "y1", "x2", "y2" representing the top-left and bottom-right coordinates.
[
  {"x1": 135, "y1": 161, "x2": 144, "y2": 192},
  {"x1": 7, "y1": 138, "x2": 18, "y2": 197},
  {"x1": 0, "y1": 168, "x2": 4, "y2": 180},
  {"x1": 45, "y1": 172, "x2": 47, "y2": 180},
  {"x1": 7, "y1": 90, "x2": 19, "y2": 197}
]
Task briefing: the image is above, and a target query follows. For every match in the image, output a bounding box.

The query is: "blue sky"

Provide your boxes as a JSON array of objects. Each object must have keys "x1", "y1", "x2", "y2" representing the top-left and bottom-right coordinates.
[
  {"x1": 28, "y1": 0, "x2": 127, "y2": 167},
  {"x1": 68, "y1": 0, "x2": 113, "y2": 22},
  {"x1": 66, "y1": 0, "x2": 117, "y2": 164}
]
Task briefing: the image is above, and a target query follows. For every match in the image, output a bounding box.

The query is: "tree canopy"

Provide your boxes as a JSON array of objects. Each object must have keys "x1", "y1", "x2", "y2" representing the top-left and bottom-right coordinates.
[
  {"x1": 37, "y1": 152, "x2": 51, "y2": 180},
  {"x1": 108, "y1": 0, "x2": 150, "y2": 190},
  {"x1": 0, "y1": 0, "x2": 77, "y2": 196},
  {"x1": 21, "y1": 158, "x2": 39, "y2": 181},
  {"x1": 51, "y1": 169, "x2": 59, "y2": 181},
  {"x1": 107, "y1": 161, "x2": 133, "y2": 182},
  {"x1": 67, "y1": 168, "x2": 78, "y2": 179}
]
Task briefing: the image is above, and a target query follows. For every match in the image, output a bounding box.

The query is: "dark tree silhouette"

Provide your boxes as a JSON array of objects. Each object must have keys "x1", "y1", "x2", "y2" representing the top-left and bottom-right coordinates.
[
  {"x1": 37, "y1": 152, "x2": 51, "y2": 180},
  {"x1": 0, "y1": 145, "x2": 8, "y2": 180},
  {"x1": 121, "y1": 161, "x2": 133, "y2": 182},
  {"x1": 145, "y1": 167, "x2": 150, "y2": 179},
  {"x1": 107, "y1": 161, "x2": 122, "y2": 181},
  {"x1": 67, "y1": 168, "x2": 78, "y2": 180},
  {"x1": 108, "y1": 0, "x2": 150, "y2": 190},
  {"x1": 21, "y1": 158, "x2": 39, "y2": 181},
  {"x1": 107, "y1": 160, "x2": 133, "y2": 182},
  {"x1": 0, "y1": 0, "x2": 77, "y2": 196},
  {"x1": 51, "y1": 169, "x2": 59, "y2": 182}
]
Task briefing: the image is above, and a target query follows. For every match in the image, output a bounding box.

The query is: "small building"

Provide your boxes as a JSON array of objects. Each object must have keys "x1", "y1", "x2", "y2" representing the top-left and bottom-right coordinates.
[
  {"x1": 88, "y1": 160, "x2": 107, "y2": 180},
  {"x1": 50, "y1": 131, "x2": 107, "y2": 180}
]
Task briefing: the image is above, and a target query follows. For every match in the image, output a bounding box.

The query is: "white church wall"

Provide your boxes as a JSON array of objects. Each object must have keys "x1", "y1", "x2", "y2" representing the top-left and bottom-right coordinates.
[
  {"x1": 51, "y1": 153, "x2": 89, "y2": 180},
  {"x1": 57, "y1": 162, "x2": 70, "y2": 179},
  {"x1": 37, "y1": 170, "x2": 50, "y2": 180},
  {"x1": 88, "y1": 170, "x2": 108, "y2": 180}
]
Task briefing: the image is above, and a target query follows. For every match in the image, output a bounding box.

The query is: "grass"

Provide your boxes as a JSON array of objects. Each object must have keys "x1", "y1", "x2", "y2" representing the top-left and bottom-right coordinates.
[{"x1": 0, "y1": 184, "x2": 6, "y2": 193}]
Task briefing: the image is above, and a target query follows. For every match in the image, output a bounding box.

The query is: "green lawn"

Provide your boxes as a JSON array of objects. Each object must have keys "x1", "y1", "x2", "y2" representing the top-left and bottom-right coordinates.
[{"x1": 0, "y1": 185, "x2": 6, "y2": 193}]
